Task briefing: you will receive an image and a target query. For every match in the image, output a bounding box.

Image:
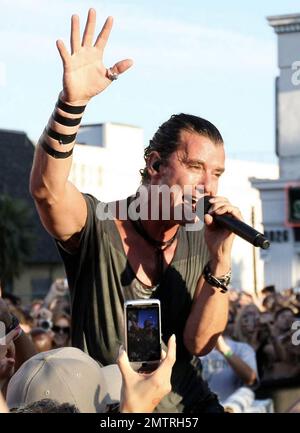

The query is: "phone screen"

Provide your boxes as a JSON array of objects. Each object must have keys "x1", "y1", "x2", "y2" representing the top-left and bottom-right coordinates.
[{"x1": 126, "y1": 303, "x2": 161, "y2": 362}]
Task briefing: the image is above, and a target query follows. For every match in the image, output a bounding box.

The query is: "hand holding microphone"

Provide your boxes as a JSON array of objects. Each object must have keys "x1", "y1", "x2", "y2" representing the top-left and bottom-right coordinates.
[{"x1": 203, "y1": 196, "x2": 270, "y2": 249}]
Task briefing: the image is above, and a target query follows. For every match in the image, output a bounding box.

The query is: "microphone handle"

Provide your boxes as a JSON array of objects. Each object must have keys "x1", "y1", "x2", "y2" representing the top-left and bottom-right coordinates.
[
  {"x1": 203, "y1": 196, "x2": 270, "y2": 249},
  {"x1": 213, "y1": 213, "x2": 270, "y2": 249}
]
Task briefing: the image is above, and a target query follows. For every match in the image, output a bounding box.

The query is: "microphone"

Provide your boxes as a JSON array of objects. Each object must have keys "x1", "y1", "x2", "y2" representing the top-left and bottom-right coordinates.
[{"x1": 203, "y1": 196, "x2": 270, "y2": 249}]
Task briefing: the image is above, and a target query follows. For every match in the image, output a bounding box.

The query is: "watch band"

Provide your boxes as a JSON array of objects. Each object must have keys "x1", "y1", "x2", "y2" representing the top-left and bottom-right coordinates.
[
  {"x1": 203, "y1": 261, "x2": 231, "y2": 293},
  {"x1": 223, "y1": 349, "x2": 234, "y2": 358}
]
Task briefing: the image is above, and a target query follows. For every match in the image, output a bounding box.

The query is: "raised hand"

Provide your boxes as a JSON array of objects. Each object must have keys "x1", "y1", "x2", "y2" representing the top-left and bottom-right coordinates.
[{"x1": 56, "y1": 8, "x2": 133, "y2": 104}]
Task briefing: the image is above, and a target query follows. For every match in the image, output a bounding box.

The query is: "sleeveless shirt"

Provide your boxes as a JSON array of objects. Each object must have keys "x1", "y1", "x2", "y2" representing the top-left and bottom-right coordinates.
[{"x1": 56, "y1": 193, "x2": 220, "y2": 412}]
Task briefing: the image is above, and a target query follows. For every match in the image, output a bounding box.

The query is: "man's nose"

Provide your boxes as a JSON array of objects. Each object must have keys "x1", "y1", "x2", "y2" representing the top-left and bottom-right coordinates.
[{"x1": 200, "y1": 173, "x2": 214, "y2": 196}]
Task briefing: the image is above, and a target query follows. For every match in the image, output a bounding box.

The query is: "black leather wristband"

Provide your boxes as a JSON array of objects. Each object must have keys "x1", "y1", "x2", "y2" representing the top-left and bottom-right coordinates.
[
  {"x1": 46, "y1": 127, "x2": 77, "y2": 145},
  {"x1": 53, "y1": 111, "x2": 82, "y2": 127},
  {"x1": 57, "y1": 98, "x2": 86, "y2": 115},
  {"x1": 40, "y1": 139, "x2": 73, "y2": 159},
  {"x1": 203, "y1": 262, "x2": 231, "y2": 293}
]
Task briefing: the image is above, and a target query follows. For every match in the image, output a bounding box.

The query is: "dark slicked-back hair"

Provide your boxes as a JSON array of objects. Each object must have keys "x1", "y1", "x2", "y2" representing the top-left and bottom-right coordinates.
[{"x1": 140, "y1": 113, "x2": 223, "y2": 184}]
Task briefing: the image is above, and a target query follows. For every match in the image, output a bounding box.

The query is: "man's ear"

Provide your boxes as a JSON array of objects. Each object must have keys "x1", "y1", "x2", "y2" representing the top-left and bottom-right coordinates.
[
  {"x1": 152, "y1": 160, "x2": 161, "y2": 172},
  {"x1": 147, "y1": 152, "x2": 162, "y2": 177}
]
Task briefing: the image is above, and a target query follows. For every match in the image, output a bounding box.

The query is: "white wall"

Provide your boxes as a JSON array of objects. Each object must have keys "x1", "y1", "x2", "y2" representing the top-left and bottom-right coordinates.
[
  {"x1": 219, "y1": 160, "x2": 279, "y2": 293},
  {"x1": 70, "y1": 123, "x2": 144, "y2": 202}
]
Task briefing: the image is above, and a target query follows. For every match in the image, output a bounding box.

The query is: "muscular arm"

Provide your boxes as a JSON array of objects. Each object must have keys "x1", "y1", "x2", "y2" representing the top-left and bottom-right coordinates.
[
  {"x1": 30, "y1": 9, "x2": 132, "y2": 244},
  {"x1": 30, "y1": 101, "x2": 87, "y2": 243},
  {"x1": 183, "y1": 196, "x2": 243, "y2": 356},
  {"x1": 183, "y1": 259, "x2": 229, "y2": 356}
]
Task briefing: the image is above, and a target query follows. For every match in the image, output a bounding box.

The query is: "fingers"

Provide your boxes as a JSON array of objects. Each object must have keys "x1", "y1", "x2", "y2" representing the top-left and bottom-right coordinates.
[
  {"x1": 117, "y1": 345, "x2": 134, "y2": 382},
  {"x1": 105, "y1": 59, "x2": 134, "y2": 82},
  {"x1": 56, "y1": 40, "x2": 69, "y2": 65},
  {"x1": 82, "y1": 8, "x2": 96, "y2": 47},
  {"x1": 71, "y1": 14, "x2": 81, "y2": 54},
  {"x1": 113, "y1": 59, "x2": 134, "y2": 74},
  {"x1": 95, "y1": 16, "x2": 113, "y2": 50},
  {"x1": 206, "y1": 197, "x2": 243, "y2": 221},
  {"x1": 204, "y1": 213, "x2": 214, "y2": 226},
  {"x1": 161, "y1": 334, "x2": 176, "y2": 368}
]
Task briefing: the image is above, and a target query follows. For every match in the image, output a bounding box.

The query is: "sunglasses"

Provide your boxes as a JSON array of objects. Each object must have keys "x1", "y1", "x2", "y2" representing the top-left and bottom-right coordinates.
[{"x1": 52, "y1": 325, "x2": 70, "y2": 334}]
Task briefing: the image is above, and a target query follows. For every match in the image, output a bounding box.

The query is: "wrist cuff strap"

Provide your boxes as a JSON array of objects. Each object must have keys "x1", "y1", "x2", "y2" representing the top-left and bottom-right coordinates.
[
  {"x1": 203, "y1": 262, "x2": 231, "y2": 293},
  {"x1": 40, "y1": 139, "x2": 73, "y2": 159},
  {"x1": 53, "y1": 111, "x2": 82, "y2": 127},
  {"x1": 46, "y1": 127, "x2": 77, "y2": 145},
  {"x1": 224, "y1": 349, "x2": 234, "y2": 358},
  {"x1": 57, "y1": 98, "x2": 86, "y2": 115}
]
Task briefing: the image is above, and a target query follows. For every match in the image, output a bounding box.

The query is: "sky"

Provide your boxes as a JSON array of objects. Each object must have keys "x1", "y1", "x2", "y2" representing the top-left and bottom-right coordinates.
[{"x1": 1, "y1": 0, "x2": 300, "y2": 164}]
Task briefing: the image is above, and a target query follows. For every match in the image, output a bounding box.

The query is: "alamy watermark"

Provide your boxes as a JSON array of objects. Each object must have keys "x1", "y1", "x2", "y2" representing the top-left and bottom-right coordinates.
[
  {"x1": 291, "y1": 61, "x2": 300, "y2": 86},
  {"x1": 0, "y1": 320, "x2": 6, "y2": 346},
  {"x1": 291, "y1": 320, "x2": 300, "y2": 346},
  {"x1": 96, "y1": 184, "x2": 206, "y2": 232}
]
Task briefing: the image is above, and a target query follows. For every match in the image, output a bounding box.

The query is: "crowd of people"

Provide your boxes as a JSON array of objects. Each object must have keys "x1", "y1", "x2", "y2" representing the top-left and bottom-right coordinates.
[
  {"x1": 2, "y1": 279, "x2": 71, "y2": 354},
  {"x1": 0, "y1": 280, "x2": 176, "y2": 413},
  {"x1": 226, "y1": 285, "x2": 300, "y2": 382},
  {"x1": 1, "y1": 279, "x2": 300, "y2": 413}
]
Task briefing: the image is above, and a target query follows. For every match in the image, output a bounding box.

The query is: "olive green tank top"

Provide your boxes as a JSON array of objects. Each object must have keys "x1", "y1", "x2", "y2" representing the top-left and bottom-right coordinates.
[{"x1": 56, "y1": 193, "x2": 218, "y2": 412}]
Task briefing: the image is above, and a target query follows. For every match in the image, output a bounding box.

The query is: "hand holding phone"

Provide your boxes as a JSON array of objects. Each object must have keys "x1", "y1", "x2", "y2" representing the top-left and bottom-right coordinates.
[
  {"x1": 124, "y1": 299, "x2": 162, "y2": 372},
  {"x1": 118, "y1": 334, "x2": 176, "y2": 413}
]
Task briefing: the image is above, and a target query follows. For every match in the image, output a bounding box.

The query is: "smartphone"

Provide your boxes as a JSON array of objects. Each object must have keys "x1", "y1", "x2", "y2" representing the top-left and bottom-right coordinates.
[{"x1": 124, "y1": 299, "x2": 162, "y2": 372}]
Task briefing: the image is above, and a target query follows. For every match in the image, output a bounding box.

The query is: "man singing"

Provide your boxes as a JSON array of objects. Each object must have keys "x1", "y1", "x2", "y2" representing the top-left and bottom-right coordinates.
[{"x1": 30, "y1": 9, "x2": 242, "y2": 413}]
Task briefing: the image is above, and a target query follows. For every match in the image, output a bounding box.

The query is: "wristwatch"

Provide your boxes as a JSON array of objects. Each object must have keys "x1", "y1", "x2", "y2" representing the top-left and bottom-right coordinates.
[{"x1": 203, "y1": 261, "x2": 231, "y2": 293}]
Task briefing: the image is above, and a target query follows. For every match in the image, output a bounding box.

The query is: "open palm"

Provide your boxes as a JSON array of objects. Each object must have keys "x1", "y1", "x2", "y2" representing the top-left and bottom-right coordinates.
[{"x1": 56, "y1": 9, "x2": 133, "y2": 104}]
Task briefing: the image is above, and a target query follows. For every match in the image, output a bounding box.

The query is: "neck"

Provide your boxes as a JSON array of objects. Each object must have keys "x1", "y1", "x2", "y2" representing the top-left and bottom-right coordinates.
[
  {"x1": 141, "y1": 219, "x2": 179, "y2": 243},
  {"x1": 129, "y1": 188, "x2": 180, "y2": 243}
]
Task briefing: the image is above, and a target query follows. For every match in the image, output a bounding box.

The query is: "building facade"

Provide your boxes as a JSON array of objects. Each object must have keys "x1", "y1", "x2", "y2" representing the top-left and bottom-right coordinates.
[{"x1": 251, "y1": 13, "x2": 300, "y2": 291}]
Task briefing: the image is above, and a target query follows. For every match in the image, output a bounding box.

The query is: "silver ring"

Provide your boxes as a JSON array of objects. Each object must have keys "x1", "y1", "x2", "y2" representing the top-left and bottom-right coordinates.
[{"x1": 107, "y1": 68, "x2": 118, "y2": 81}]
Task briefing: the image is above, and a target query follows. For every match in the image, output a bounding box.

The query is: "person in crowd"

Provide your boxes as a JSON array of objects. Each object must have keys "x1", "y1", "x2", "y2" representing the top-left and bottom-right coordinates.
[
  {"x1": 30, "y1": 299, "x2": 44, "y2": 318},
  {"x1": 262, "y1": 294, "x2": 279, "y2": 314},
  {"x1": 32, "y1": 307, "x2": 53, "y2": 331},
  {"x1": 43, "y1": 278, "x2": 70, "y2": 313},
  {"x1": 238, "y1": 291, "x2": 254, "y2": 308},
  {"x1": 11, "y1": 399, "x2": 79, "y2": 413},
  {"x1": 30, "y1": 328, "x2": 53, "y2": 353},
  {"x1": 200, "y1": 309, "x2": 258, "y2": 402},
  {"x1": 7, "y1": 306, "x2": 33, "y2": 335},
  {"x1": 1, "y1": 293, "x2": 21, "y2": 309},
  {"x1": 29, "y1": 8, "x2": 243, "y2": 413},
  {"x1": 0, "y1": 327, "x2": 20, "y2": 397},
  {"x1": 4, "y1": 335, "x2": 176, "y2": 413},
  {"x1": 260, "y1": 285, "x2": 276, "y2": 301},
  {"x1": 51, "y1": 311, "x2": 71, "y2": 348},
  {"x1": 273, "y1": 307, "x2": 295, "y2": 339},
  {"x1": 0, "y1": 297, "x2": 36, "y2": 377},
  {"x1": 234, "y1": 304, "x2": 261, "y2": 350}
]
